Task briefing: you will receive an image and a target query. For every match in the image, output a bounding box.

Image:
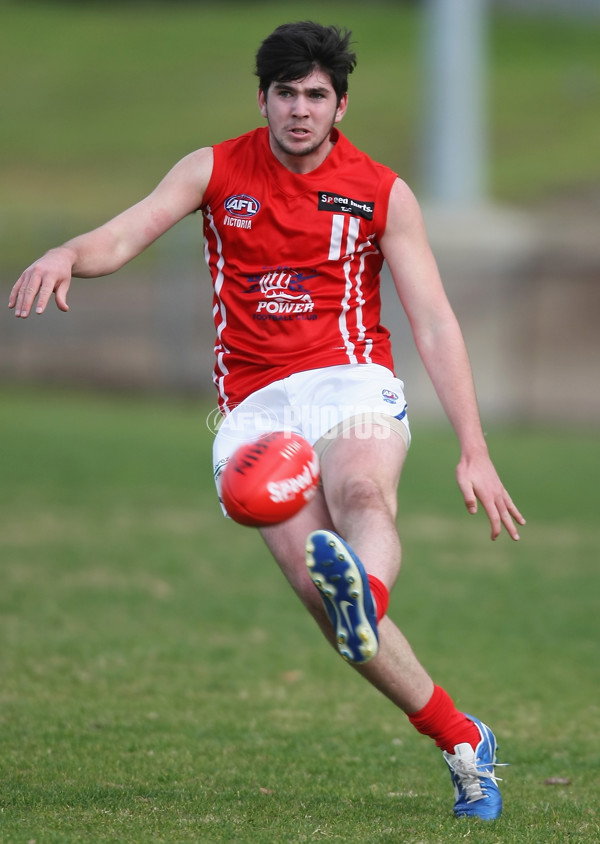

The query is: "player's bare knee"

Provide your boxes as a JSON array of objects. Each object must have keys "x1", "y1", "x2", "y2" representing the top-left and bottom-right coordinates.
[{"x1": 338, "y1": 473, "x2": 389, "y2": 515}]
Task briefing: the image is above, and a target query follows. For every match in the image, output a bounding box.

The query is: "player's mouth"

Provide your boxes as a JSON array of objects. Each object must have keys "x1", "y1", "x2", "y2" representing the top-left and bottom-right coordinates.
[{"x1": 288, "y1": 127, "x2": 311, "y2": 138}]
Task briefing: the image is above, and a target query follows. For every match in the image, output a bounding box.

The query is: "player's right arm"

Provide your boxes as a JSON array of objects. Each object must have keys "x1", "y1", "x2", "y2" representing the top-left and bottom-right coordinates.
[{"x1": 9, "y1": 146, "x2": 214, "y2": 318}]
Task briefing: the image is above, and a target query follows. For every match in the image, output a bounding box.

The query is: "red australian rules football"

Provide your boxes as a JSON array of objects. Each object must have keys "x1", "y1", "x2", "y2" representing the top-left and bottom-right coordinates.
[{"x1": 221, "y1": 431, "x2": 320, "y2": 527}]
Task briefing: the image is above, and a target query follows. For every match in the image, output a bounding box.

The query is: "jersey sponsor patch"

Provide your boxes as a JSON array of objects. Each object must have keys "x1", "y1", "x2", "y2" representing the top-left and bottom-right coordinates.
[{"x1": 318, "y1": 191, "x2": 374, "y2": 220}]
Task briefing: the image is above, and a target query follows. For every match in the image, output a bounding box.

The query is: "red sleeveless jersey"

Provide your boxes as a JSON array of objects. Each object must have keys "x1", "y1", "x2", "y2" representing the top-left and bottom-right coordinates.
[{"x1": 201, "y1": 127, "x2": 398, "y2": 412}]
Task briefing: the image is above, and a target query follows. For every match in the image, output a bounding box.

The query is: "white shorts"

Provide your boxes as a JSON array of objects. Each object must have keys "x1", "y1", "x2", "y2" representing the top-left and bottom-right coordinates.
[{"x1": 213, "y1": 363, "x2": 410, "y2": 490}]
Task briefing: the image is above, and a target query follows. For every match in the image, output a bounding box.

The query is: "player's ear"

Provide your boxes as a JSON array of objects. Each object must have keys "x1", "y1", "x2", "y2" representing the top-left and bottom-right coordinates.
[
  {"x1": 334, "y1": 93, "x2": 348, "y2": 124},
  {"x1": 258, "y1": 88, "x2": 268, "y2": 118}
]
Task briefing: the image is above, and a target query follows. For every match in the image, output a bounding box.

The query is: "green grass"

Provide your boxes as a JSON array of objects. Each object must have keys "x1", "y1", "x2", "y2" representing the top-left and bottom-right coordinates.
[
  {"x1": 0, "y1": 387, "x2": 598, "y2": 842},
  {"x1": 490, "y1": 13, "x2": 600, "y2": 200}
]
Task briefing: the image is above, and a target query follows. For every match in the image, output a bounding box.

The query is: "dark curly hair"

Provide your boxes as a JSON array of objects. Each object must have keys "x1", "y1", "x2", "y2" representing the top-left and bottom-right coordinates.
[{"x1": 255, "y1": 21, "x2": 357, "y2": 104}]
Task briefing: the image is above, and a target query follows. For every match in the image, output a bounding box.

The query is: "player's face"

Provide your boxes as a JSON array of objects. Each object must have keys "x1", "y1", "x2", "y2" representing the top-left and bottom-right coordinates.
[{"x1": 258, "y1": 68, "x2": 348, "y2": 173}]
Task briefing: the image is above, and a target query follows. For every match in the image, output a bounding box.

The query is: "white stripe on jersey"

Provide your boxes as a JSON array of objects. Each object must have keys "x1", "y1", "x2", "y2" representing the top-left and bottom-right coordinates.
[
  {"x1": 338, "y1": 217, "x2": 360, "y2": 362},
  {"x1": 345, "y1": 216, "x2": 360, "y2": 256},
  {"x1": 337, "y1": 218, "x2": 378, "y2": 365},
  {"x1": 205, "y1": 206, "x2": 231, "y2": 412},
  {"x1": 328, "y1": 214, "x2": 345, "y2": 261},
  {"x1": 353, "y1": 246, "x2": 371, "y2": 364}
]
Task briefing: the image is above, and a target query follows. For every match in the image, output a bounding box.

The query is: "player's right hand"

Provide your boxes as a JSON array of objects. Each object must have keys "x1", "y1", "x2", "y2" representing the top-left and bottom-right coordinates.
[{"x1": 9, "y1": 248, "x2": 74, "y2": 318}]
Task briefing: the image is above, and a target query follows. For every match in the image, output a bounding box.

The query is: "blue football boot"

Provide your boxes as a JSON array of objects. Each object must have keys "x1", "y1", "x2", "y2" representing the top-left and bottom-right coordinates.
[
  {"x1": 442, "y1": 714, "x2": 505, "y2": 820},
  {"x1": 305, "y1": 530, "x2": 378, "y2": 664}
]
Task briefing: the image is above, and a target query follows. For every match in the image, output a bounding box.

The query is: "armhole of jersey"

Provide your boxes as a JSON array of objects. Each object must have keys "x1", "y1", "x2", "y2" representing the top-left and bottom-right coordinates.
[
  {"x1": 201, "y1": 144, "x2": 220, "y2": 210},
  {"x1": 374, "y1": 171, "x2": 398, "y2": 244}
]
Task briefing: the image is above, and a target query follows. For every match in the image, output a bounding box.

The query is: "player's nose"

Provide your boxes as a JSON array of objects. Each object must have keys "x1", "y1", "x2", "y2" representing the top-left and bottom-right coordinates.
[{"x1": 291, "y1": 95, "x2": 309, "y2": 117}]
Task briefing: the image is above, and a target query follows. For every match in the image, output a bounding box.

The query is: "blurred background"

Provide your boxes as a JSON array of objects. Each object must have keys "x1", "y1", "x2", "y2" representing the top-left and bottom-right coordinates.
[{"x1": 1, "y1": 0, "x2": 599, "y2": 426}]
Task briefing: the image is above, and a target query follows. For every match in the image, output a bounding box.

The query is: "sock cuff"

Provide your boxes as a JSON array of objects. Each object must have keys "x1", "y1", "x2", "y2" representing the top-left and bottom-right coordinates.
[
  {"x1": 367, "y1": 574, "x2": 389, "y2": 622},
  {"x1": 407, "y1": 684, "x2": 481, "y2": 752},
  {"x1": 408, "y1": 683, "x2": 446, "y2": 727}
]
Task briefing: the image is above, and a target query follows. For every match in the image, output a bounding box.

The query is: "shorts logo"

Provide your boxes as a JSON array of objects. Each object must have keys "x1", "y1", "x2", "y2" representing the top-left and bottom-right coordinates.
[
  {"x1": 224, "y1": 194, "x2": 261, "y2": 218},
  {"x1": 382, "y1": 389, "x2": 399, "y2": 404},
  {"x1": 318, "y1": 191, "x2": 374, "y2": 220}
]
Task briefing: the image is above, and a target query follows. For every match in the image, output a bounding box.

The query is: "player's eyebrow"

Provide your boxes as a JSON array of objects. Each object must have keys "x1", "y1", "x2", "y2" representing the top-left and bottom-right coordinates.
[{"x1": 273, "y1": 81, "x2": 332, "y2": 96}]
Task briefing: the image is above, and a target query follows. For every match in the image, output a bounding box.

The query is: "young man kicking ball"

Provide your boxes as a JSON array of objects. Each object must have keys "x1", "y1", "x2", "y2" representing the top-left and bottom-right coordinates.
[{"x1": 10, "y1": 21, "x2": 525, "y2": 820}]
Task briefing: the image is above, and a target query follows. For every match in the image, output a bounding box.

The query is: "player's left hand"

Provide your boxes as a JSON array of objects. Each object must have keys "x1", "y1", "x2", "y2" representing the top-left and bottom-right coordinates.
[{"x1": 456, "y1": 453, "x2": 525, "y2": 541}]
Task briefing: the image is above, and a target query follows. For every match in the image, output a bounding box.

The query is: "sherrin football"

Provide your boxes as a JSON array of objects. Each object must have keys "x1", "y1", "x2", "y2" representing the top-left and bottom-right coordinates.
[{"x1": 221, "y1": 431, "x2": 320, "y2": 527}]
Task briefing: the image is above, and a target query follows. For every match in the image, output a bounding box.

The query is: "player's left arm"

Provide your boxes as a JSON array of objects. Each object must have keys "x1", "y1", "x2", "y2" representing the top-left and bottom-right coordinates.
[{"x1": 380, "y1": 178, "x2": 525, "y2": 541}]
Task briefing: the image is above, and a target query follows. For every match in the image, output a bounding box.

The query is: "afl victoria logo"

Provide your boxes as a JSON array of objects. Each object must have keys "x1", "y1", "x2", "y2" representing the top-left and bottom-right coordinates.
[{"x1": 224, "y1": 194, "x2": 261, "y2": 219}]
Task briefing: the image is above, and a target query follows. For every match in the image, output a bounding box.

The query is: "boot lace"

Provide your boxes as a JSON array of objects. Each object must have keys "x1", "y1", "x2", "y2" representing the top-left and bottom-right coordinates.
[{"x1": 451, "y1": 756, "x2": 507, "y2": 803}]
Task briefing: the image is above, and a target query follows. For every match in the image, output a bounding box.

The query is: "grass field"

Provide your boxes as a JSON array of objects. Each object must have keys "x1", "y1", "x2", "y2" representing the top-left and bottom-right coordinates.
[
  {"x1": 1, "y1": 387, "x2": 598, "y2": 842},
  {"x1": 2, "y1": 2, "x2": 599, "y2": 840}
]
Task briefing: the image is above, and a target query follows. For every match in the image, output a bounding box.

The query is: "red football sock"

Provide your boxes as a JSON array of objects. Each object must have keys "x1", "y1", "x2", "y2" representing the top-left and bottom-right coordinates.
[
  {"x1": 367, "y1": 574, "x2": 389, "y2": 622},
  {"x1": 407, "y1": 684, "x2": 480, "y2": 753}
]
